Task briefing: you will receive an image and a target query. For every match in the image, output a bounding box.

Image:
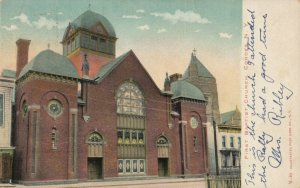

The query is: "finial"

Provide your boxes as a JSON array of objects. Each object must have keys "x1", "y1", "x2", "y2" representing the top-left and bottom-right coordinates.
[
  {"x1": 166, "y1": 72, "x2": 169, "y2": 78},
  {"x1": 48, "y1": 43, "x2": 50, "y2": 49},
  {"x1": 88, "y1": 0, "x2": 91, "y2": 10},
  {"x1": 193, "y1": 48, "x2": 197, "y2": 56}
]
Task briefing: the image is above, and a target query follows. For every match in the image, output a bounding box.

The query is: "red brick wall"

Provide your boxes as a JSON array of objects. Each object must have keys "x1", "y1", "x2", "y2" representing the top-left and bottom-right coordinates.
[
  {"x1": 178, "y1": 101, "x2": 208, "y2": 175},
  {"x1": 68, "y1": 50, "x2": 113, "y2": 78},
  {"x1": 14, "y1": 75, "x2": 77, "y2": 181}
]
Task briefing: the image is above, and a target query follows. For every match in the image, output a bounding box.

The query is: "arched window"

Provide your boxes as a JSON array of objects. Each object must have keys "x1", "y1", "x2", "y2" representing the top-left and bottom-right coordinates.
[
  {"x1": 156, "y1": 136, "x2": 169, "y2": 158},
  {"x1": 156, "y1": 136, "x2": 169, "y2": 146},
  {"x1": 88, "y1": 132, "x2": 103, "y2": 144},
  {"x1": 116, "y1": 82, "x2": 144, "y2": 116},
  {"x1": 87, "y1": 132, "x2": 103, "y2": 157}
]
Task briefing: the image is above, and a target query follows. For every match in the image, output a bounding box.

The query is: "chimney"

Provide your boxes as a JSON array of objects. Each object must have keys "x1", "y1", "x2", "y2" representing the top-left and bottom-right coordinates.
[
  {"x1": 16, "y1": 39, "x2": 31, "y2": 78},
  {"x1": 169, "y1": 73, "x2": 182, "y2": 83}
]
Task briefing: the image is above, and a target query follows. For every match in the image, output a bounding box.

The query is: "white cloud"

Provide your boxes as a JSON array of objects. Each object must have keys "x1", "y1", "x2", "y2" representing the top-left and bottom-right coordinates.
[
  {"x1": 2, "y1": 25, "x2": 18, "y2": 31},
  {"x1": 136, "y1": 9, "x2": 145, "y2": 13},
  {"x1": 33, "y1": 16, "x2": 70, "y2": 30},
  {"x1": 150, "y1": 9, "x2": 210, "y2": 24},
  {"x1": 11, "y1": 13, "x2": 31, "y2": 25},
  {"x1": 58, "y1": 12, "x2": 63, "y2": 15},
  {"x1": 219, "y1": 32, "x2": 232, "y2": 39},
  {"x1": 194, "y1": 29, "x2": 201, "y2": 33},
  {"x1": 157, "y1": 28, "x2": 166, "y2": 33},
  {"x1": 122, "y1": 15, "x2": 141, "y2": 19},
  {"x1": 137, "y1": 24, "x2": 150, "y2": 31}
]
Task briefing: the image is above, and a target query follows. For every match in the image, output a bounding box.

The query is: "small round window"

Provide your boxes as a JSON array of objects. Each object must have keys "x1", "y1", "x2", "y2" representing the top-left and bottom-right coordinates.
[
  {"x1": 48, "y1": 100, "x2": 62, "y2": 117},
  {"x1": 190, "y1": 117, "x2": 199, "y2": 129}
]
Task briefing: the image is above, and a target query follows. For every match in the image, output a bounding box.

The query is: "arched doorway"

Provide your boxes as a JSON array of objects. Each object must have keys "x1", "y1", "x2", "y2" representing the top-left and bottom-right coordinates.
[
  {"x1": 156, "y1": 136, "x2": 169, "y2": 177},
  {"x1": 87, "y1": 132, "x2": 103, "y2": 179}
]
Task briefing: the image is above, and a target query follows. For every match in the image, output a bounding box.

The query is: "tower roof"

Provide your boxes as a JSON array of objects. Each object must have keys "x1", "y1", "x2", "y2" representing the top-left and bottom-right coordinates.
[
  {"x1": 183, "y1": 53, "x2": 214, "y2": 79},
  {"x1": 19, "y1": 49, "x2": 78, "y2": 79},
  {"x1": 171, "y1": 80, "x2": 206, "y2": 101},
  {"x1": 71, "y1": 10, "x2": 116, "y2": 38}
]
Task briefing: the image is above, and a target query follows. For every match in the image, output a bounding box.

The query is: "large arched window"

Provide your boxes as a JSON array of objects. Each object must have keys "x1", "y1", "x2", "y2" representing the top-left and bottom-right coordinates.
[
  {"x1": 116, "y1": 81, "x2": 146, "y2": 175},
  {"x1": 116, "y1": 82, "x2": 144, "y2": 116}
]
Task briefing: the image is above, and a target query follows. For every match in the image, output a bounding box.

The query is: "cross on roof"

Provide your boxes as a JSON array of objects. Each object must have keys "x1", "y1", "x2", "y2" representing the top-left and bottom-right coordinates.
[{"x1": 193, "y1": 48, "x2": 197, "y2": 56}]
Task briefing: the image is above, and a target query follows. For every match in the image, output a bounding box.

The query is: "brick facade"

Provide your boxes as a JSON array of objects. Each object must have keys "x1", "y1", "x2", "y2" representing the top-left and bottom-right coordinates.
[{"x1": 12, "y1": 10, "x2": 209, "y2": 183}]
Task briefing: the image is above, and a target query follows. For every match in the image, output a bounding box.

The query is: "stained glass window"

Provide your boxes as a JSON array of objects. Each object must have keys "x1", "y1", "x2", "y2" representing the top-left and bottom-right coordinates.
[
  {"x1": 157, "y1": 136, "x2": 168, "y2": 146},
  {"x1": 132, "y1": 131, "x2": 137, "y2": 144},
  {"x1": 88, "y1": 132, "x2": 103, "y2": 144},
  {"x1": 118, "y1": 130, "x2": 123, "y2": 144},
  {"x1": 125, "y1": 130, "x2": 130, "y2": 144},
  {"x1": 116, "y1": 82, "x2": 144, "y2": 116},
  {"x1": 138, "y1": 131, "x2": 144, "y2": 144}
]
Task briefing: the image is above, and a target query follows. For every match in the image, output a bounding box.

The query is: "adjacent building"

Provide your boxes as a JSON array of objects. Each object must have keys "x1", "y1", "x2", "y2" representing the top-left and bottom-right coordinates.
[
  {"x1": 0, "y1": 69, "x2": 16, "y2": 183},
  {"x1": 13, "y1": 10, "x2": 209, "y2": 183},
  {"x1": 217, "y1": 107, "x2": 241, "y2": 175}
]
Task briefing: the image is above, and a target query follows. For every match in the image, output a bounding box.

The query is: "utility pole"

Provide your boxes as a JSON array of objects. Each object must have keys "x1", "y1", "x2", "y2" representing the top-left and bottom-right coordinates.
[{"x1": 213, "y1": 119, "x2": 219, "y2": 176}]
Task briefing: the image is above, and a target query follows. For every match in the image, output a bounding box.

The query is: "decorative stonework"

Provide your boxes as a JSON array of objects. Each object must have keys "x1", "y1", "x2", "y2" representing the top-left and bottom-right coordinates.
[{"x1": 16, "y1": 72, "x2": 77, "y2": 89}]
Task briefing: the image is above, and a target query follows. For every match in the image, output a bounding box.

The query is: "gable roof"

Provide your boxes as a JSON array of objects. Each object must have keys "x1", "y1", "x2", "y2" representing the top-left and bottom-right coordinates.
[
  {"x1": 94, "y1": 50, "x2": 164, "y2": 94},
  {"x1": 18, "y1": 49, "x2": 79, "y2": 79},
  {"x1": 183, "y1": 54, "x2": 214, "y2": 79},
  {"x1": 95, "y1": 50, "x2": 131, "y2": 82},
  {"x1": 220, "y1": 110, "x2": 236, "y2": 125}
]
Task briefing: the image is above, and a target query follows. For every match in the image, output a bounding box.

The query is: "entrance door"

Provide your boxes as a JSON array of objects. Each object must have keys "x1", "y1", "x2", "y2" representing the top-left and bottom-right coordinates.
[
  {"x1": 158, "y1": 158, "x2": 169, "y2": 177},
  {"x1": 88, "y1": 158, "x2": 103, "y2": 179}
]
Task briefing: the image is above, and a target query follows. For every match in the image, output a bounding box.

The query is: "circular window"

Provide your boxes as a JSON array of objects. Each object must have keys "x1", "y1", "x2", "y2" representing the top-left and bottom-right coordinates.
[
  {"x1": 190, "y1": 117, "x2": 199, "y2": 129},
  {"x1": 48, "y1": 100, "x2": 62, "y2": 117}
]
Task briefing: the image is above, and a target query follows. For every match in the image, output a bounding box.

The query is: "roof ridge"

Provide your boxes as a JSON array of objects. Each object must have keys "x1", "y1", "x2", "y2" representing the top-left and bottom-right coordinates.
[{"x1": 221, "y1": 109, "x2": 236, "y2": 116}]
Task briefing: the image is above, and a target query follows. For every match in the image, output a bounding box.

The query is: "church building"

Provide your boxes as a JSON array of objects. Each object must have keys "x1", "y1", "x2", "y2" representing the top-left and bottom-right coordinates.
[{"x1": 13, "y1": 10, "x2": 210, "y2": 183}]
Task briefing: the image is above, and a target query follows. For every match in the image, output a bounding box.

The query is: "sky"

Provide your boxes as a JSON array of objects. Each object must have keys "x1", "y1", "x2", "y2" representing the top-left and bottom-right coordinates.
[{"x1": 0, "y1": 0, "x2": 242, "y2": 113}]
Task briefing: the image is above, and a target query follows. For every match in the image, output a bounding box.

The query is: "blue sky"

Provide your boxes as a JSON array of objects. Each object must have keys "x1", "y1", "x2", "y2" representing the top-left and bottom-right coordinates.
[{"x1": 0, "y1": 0, "x2": 242, "y2": 112}]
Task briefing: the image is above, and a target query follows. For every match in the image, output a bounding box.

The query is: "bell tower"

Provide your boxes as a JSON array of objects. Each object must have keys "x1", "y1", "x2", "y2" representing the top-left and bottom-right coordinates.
[{"x1": 61, "y1": 10, "x2": 117, "y2": 78}]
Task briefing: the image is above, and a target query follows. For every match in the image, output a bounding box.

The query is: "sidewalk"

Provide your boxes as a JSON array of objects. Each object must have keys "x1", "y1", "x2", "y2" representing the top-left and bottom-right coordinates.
[{"x1": 2, "y1": 178, "x2": 207, "y2": 188}]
